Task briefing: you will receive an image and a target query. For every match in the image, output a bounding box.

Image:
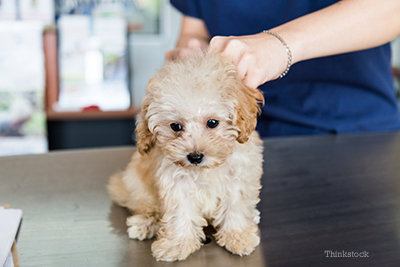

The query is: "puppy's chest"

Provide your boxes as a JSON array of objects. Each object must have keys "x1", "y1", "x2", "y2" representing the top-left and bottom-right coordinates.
[
  {"x1": 194, "y1": 181, "x2": 219, "y2": 216},
  {"x1": 192, "y1": 168, "x2": 234, "y2": 218},
  {"x1": 158, "y1": 156, "x2": 246, "y2": 218}
]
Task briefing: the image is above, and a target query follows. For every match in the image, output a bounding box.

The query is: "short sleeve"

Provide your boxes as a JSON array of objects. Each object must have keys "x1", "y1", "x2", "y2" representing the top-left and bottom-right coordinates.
[{"x1": 170, "y1": 0, "x2": 203, "y2": 19}]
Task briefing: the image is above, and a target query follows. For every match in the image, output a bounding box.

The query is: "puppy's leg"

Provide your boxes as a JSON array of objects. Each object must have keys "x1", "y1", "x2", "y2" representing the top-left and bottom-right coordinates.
[
  {"x1": 108, "y1": 171, "x2": 131, "y2": 208},
  {"x1": 126, "y1": 213, "x2": 160, "y2": 240},
  {"x1": 213, "y1": 177, "x2": 261, "y2": 256},
  {"x1": 123, "y1": 172, "x2": 160, "y2": 241},
  {"x1": 107, "y1": 152, "x2": 160, "y2": 240},
  {"x1": 151, "y1": 174, "x2": 206, "y2": 261}
]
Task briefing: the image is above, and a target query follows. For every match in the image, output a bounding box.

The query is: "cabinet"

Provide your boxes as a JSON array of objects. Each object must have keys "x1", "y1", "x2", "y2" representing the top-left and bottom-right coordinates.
[
  {"x1": 43, "y1": 29, "x2": 139, "y2": 149},
  {"x1": 43, "y1": 1, "x2": 181, "y2": 150}
]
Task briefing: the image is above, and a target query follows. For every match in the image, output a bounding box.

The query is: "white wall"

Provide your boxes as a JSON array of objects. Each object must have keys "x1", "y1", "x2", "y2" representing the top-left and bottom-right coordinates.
[
  {"x1": 391, "y1": 37, "x2": 400, "y2": 101},
  {"x1": 392, "y1": 37, "x2": 400, "y2": 67},
  {"x1": 129, "y1": 0, "x2": 182, "y2": 108}
]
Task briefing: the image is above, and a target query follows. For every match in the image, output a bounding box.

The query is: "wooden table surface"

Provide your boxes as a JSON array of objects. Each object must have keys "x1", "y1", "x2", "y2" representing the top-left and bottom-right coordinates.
[{"x1": 1, "y1": 132, "x2": 400, "y2": 267}]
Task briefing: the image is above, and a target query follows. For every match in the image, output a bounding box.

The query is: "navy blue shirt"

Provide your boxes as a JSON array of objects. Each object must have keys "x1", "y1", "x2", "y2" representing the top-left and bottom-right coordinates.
[{"x1": 171, "y1": 0, "x2": 400, "y2": 137}]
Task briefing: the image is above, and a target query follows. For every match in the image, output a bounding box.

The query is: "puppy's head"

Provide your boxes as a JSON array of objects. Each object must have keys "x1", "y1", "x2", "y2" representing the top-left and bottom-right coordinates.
[{"x1": 136, "y1": 53, "x2": 264, "y2": 168}]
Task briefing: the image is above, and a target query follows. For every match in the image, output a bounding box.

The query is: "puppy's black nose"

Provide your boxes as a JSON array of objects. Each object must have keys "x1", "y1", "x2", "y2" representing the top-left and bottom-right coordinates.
[{"x1": 187, "y1": 153, "x2": 204, "y2": 165}]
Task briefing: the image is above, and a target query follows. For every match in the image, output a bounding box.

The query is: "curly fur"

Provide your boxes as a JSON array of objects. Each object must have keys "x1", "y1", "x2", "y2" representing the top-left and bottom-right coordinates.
[{"x1": 107, "y1": 52, "x2": 264, "y2": 261}]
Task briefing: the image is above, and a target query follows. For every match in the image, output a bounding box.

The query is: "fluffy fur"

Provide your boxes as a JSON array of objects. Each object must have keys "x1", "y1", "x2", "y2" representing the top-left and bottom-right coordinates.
[{"x1": 107, "y1": 52, "x2": 264, "y2": 261}]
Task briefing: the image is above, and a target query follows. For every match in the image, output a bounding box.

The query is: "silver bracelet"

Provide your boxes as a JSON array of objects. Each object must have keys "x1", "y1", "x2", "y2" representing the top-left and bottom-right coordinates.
[{"x1": 263, "y1": 30, "x2": 292, "y2": 78}]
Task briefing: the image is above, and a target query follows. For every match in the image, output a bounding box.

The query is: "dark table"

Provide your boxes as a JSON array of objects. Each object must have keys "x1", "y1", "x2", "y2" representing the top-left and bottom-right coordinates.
[{"x1": 1, "y1": 132, "x2": 400, "y2": 267}]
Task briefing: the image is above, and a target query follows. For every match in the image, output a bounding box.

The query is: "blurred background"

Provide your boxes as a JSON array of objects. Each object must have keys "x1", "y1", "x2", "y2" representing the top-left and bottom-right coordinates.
[
  {"x1": 0, "y1": 0, "x2": 399, "y2": 156},
  {"x1": 0, "y1": 0, "x2": 182, "y2": 156}
]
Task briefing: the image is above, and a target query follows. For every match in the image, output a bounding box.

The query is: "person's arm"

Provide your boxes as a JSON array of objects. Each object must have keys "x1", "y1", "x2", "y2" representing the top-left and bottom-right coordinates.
[
  {"x1": 165, "y1": 15, "x2": 210, "y2": 61},
  {"x1": 209, "y1": 0, "x2": 400, "y2": 88}
]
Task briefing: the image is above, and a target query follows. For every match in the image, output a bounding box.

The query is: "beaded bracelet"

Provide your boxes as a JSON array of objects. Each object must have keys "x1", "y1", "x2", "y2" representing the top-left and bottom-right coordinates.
[{"x1": 263, "y1": 30, "x2": 292, "y2": 78}]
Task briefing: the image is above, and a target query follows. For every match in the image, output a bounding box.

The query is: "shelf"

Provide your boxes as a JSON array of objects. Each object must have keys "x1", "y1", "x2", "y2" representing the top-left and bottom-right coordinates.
[
  {"x1": 46, "y1": 108, "x2": 140, "y2": 121},
  {"x1": 43, "y1": 28, "x2": 140, "y2": 121}
]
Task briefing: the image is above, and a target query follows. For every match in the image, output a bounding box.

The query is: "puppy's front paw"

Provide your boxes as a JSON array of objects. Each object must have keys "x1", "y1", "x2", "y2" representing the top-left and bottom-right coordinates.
[
  {"x1": 126, "y1": 214, "x2": 159, "y2": 240},
  {"x1": 151, "y1": 237, "x2": 202, "y2": 261},
  {"x1": 216, "y1": 227, "x2": 260, "y2": 256}
]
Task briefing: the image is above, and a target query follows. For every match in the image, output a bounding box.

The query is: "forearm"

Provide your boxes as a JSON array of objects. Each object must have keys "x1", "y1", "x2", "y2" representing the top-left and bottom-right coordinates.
[
  {"x1": 165, "y1": 15, "x2": 210, "y2": 61},
  {"x1": 175, "y1": 16, "x2": 210, "y2": 47},
  {"x1": 272, "y1": 0, "x2": 400, "y2": 64},
  {"x1": 175, "y1": 34, "x2": 209, "y2": 48}
]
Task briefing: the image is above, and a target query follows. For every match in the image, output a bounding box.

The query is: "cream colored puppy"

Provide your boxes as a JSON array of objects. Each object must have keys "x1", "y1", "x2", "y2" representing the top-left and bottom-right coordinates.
[{"x1": 107, "y1": 52, "x2": 264, "y2": 262}]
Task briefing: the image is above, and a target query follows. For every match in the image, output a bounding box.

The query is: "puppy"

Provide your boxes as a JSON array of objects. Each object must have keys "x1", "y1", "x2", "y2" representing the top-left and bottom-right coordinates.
[{"x1": 107, "y1": 52, "x2": 264, "y2": 261}]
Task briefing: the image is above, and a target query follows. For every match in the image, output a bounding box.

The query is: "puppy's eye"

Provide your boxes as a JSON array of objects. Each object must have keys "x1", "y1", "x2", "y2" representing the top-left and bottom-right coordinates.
[
  {"x1": 170, "y1": 123, "x2": 182, "y2": 132},
  {"x1": 206, "y1": 119, "x2": 219, "y2": 129}
]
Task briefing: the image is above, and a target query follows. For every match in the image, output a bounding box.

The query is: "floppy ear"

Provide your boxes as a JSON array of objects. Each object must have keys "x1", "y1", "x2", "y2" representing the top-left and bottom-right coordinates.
[
  {"x1": 234, "y1": 84, "x2": 264, "y2": 143},
  {"x1": 135, "y1": 91, "x2": 156, "y2": 155}
]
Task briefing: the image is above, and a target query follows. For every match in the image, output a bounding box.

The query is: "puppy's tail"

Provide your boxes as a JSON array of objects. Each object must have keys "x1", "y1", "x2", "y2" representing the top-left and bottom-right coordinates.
[{"x1": 107, "y1": 171, "x2": 131, "y2": 208}]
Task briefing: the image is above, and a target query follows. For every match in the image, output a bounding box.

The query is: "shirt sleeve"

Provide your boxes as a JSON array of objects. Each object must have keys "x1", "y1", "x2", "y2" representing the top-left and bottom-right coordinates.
[{"x1": 170, "y1": 0, "x2": 203, "y2": 19}]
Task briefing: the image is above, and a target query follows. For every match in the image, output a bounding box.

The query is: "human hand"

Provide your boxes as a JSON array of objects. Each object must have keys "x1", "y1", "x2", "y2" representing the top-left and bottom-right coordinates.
[
  {"x1": 208, "y1": 32, "x2": 290, "y2": 88},
  {"x1": 165, "y1": 38, "x2": 209, "y2": 61}
]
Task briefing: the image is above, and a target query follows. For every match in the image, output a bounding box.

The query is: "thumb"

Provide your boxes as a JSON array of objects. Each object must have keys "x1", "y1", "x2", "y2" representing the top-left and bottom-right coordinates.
[
  {"x1": 187, "y1": 38, "x2": 203, "y2": 48},
  {"x1": 187, "y1": 38, "x2": 209, "y2": 51}
]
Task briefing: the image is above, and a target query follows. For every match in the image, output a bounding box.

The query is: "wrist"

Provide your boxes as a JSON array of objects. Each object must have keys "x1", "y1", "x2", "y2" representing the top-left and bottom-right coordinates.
[
  {"x1": 262, "y1": 31, "x2": 292, "y2": 78},
  {"x1": 268, "y1": 26, "x2": 305, "y2": 66}
]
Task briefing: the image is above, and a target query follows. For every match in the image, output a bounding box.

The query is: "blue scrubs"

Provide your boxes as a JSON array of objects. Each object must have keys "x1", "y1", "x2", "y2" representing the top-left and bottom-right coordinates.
[{"x1": 171, "y1": 0, "x2": 400, "y2": 137}]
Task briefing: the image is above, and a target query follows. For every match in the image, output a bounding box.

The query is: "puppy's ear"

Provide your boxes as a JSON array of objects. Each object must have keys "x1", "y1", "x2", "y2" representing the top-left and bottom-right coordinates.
[
  {"x1": 234, "y1": 84, "x2": 264, "y2": 143},
  {"x1": 136, "y1": 91, "x2": 156, "y2": 155}
]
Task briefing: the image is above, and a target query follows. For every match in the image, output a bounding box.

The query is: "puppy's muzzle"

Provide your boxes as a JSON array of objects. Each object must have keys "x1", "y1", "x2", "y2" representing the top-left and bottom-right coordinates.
[{"x1": 187, "y1": 153, "x2": 204, "y2": 165}]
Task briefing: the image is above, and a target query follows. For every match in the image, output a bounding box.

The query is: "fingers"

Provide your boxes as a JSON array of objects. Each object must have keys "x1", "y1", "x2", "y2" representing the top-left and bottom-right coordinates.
[
  {"x1": 237, "y1": 55, "x2": 257, "y2": 88},
  {"x1": 208, "y1": 36, "x2": 226, "y2": 53},
  {"x1": 187, "y1": 38, "x2": 202, "y2": 49},
  {"x1": 209, "y1": 33, "x2": 288, "y2": 87},
  {"x1": 168, "y1": 33, "x2": 283, "y2": 88},
  {"x1": 209, "y1": 36, "x2": 263, "y2": 88},
  {"x1": 236, "y1": 56, "x2": 249, "y2": 80},
  {"x1": 165, "y1": 47, "x2": 199, "y2": 62},
  {"x1": 209, "y1": 37, "x2": 244, "y2": 64},
  {"x1": 187, "y1": 38, "x2": 208, "y2": 54},
  {"x1": 165, "y1": 50, "x2": 177, "y2": 61},
  {"x1": 243, "y1": 68, "x2": 265, "y2": 89},
  {"x1": 165, "y1": 38, "x2": 208, "y2": 62}
]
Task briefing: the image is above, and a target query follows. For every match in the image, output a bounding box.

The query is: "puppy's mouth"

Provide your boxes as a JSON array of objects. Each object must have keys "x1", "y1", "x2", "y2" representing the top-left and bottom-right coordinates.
[
  {"x1": 173, "y1": 160, "x2": 205, "y2": 168},
  {"x1": 172, "y1": 153, "x2": 226, "y2": 169}
]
